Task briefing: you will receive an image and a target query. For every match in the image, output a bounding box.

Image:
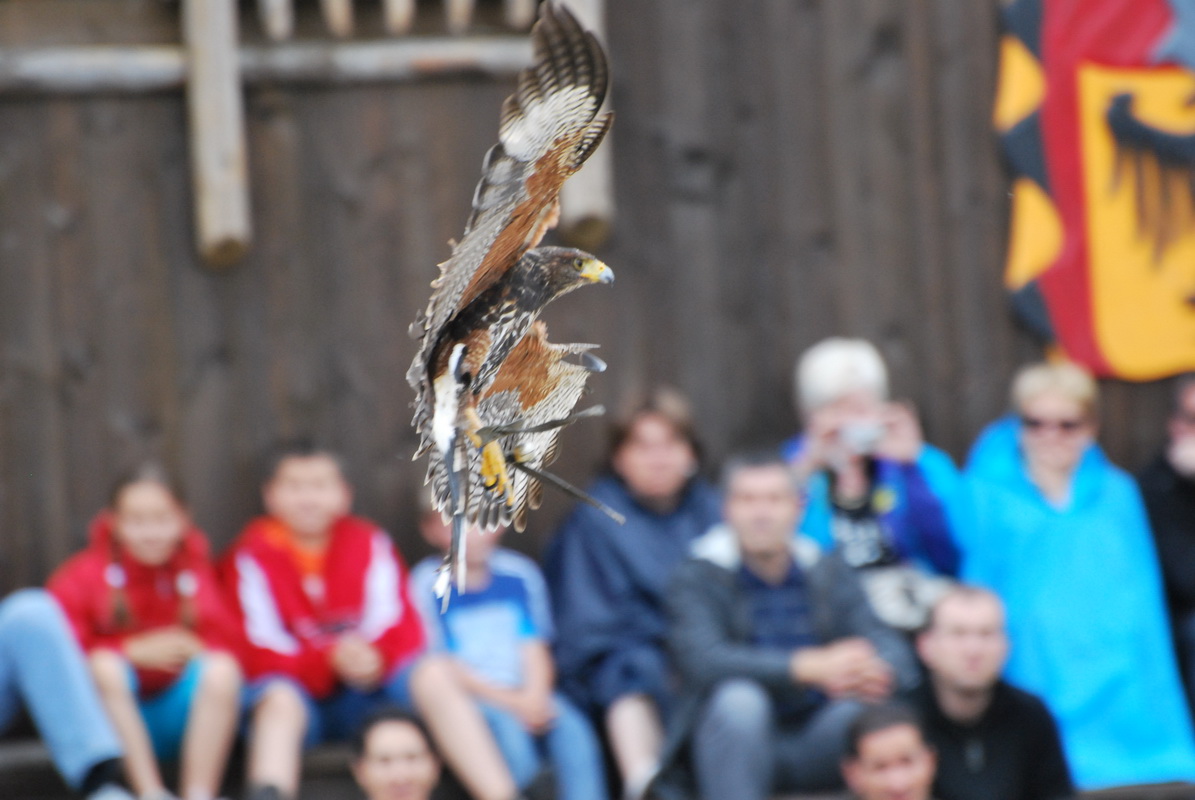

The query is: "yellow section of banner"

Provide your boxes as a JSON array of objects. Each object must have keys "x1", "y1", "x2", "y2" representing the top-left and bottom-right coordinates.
[
  {"x1": 994, "y1": 35, "x2": 1045, "y2": 132},
  {"x1": 1080, "y1": 64, "x2": 1195, "y2": 380},
  {"x1": 1004, "y1": 176, "x2": 1063, "y2": 290}
]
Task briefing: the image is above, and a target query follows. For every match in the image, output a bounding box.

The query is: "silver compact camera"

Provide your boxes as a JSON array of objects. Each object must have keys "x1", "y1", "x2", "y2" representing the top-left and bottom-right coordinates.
[{"x1": 840, "y1": 420, "x2": 885, "y2": 455}]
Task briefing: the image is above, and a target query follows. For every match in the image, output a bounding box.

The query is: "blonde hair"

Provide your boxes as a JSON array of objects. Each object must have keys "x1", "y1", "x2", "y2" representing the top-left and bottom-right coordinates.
[
  {"x1": 794, "y1": 337, "x2": 888, "y2": 415},
  {"x1": 1010, "y1": 361, "x2": 1098, "y2": 419}
]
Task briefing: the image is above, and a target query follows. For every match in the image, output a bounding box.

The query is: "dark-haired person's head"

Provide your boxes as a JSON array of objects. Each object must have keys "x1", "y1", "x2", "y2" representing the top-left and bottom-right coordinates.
[
  {"x1": 351, "y1": 708, "x2": 440, "y2": 800},
  {"x1": 106, "y1": 462, "x2": 190, "y2": 569},
  {"x1": 607, "y1": 387, "x2": 701, "y2": 510},
  {"x1": 842, "y1": 704, "x2": 935, "y2": 800},
  {"x1": 261, "y1": 440, "x2": 351, "y2": 542},
  {"x1": 721, "y1": 450, "x2": 805, "y2": 561}
]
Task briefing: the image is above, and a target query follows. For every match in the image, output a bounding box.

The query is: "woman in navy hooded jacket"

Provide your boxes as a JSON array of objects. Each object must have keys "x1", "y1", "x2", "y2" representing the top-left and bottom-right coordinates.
[
  {"x1": 544, "y1": 388, "x2": 720, "y2": 799},
  {"x1": 962, "y1": 361, "x2": 1195, "y2": 790}
]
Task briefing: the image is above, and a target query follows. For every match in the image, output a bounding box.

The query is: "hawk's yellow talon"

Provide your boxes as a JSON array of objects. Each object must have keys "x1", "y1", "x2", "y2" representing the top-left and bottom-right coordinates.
[{"x1": 480, "y1": 441, "x2": 514, "y2": 505}]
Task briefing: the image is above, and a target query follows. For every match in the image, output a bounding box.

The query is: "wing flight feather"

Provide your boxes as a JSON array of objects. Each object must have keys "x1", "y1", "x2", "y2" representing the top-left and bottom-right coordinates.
[{"x1": 407, "y1": 3, "x2": 611, "y2": 452}]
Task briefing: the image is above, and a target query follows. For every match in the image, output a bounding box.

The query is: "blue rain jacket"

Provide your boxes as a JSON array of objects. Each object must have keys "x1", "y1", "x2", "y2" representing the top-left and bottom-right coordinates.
[
  {"x1": 963, "y1": 416, "x2": 1195, "y2": 789},
  {"x1": 543, "y1": 475, "x2": 721, "y2": 712}
]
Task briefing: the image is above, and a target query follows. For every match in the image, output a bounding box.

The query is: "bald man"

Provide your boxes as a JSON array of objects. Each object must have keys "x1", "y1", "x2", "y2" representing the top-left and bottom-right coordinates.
[{"x1": 910, "y1": 587, "x2": 1072, "y2": 800}]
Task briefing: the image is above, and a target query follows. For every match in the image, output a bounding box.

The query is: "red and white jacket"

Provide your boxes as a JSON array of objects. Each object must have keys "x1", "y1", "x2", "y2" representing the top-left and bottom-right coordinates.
[
  {"x1": 220, "y1": 515, "x2": 425, "y2": 699},
  {"x1": 47, "y1": 513, "x2": 244, "y2": 695}
]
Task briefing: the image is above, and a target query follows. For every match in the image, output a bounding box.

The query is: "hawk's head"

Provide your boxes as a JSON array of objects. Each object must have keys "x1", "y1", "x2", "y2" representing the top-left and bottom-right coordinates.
[{"x1": 527, "y1": 246, "x2": 615, "y2": 301}]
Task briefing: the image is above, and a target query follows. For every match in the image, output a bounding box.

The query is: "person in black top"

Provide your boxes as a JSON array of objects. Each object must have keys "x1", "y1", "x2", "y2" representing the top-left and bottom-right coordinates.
[
  {"x1": 1138, "y1": 375, "x2": 1195, "y2": 712},
  {"x1": 909, "y1": 586, "x2": 1073, "y2": 800}
]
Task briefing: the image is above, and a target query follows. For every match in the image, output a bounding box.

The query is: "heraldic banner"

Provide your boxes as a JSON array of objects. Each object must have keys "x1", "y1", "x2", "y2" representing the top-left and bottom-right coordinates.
[{"x1": 997, "y1": 0, "x2": 1195, "y2": 380}]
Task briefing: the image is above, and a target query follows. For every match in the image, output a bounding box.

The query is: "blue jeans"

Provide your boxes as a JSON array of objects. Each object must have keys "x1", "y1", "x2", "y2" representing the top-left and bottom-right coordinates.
[
  {"x1": 246, "y1": 658, "x2": 417, "y2": 747},
  {"x1": 480, "y1": 692, "x2": 607, "y2": 800},
  {"x1": 0, "y1": 589, "x2": 123, "y2": 788},
  {"x1": 692, "y1": 678, "x2": 863, "y2": 800}
]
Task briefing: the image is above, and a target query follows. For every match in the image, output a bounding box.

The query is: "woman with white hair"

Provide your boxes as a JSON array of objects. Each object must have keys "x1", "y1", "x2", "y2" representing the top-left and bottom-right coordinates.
[
  {"x1": 782, "y1": 338, "x2": 965, "y2": 631},
  {"x1": 962, "y1": 361, "x2": 1195, "y2": 790}
]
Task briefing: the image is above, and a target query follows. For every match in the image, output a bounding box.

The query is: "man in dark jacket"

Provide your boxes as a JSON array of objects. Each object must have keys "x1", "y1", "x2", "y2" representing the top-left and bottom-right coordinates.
[
  {"x1": 1138, "y1": 375, "x2": 1195, "y2": 708},
  {"x1": 910, "y1": 586, "x2": 1073, "y2": 800},
  {"x1": 656, "y1": 452, "x2": 917, "y2": 800}
]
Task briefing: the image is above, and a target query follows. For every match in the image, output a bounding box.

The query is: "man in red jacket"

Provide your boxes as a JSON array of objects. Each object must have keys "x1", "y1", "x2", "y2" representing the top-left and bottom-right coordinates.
[{"x1": 223, "y1": 443, "x2": 523, "y2": 800}]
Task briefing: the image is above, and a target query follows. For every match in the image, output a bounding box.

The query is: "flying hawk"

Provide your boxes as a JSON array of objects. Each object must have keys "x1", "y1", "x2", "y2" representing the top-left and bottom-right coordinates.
[{"x1": 407, "y1": 2, "x2": 619, "y2": 599}]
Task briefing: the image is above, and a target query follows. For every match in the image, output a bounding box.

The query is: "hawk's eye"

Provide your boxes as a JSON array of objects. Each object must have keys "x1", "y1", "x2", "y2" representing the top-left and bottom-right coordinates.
[{"x1": 573, "y1": 257, "x2": 585, "y2": 271}]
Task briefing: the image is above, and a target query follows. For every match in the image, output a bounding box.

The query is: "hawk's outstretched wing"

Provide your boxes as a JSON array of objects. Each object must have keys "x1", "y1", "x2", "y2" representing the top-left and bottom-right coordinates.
[{"x1": 407, "y1": 3, "x2": 612, "y2": 453}]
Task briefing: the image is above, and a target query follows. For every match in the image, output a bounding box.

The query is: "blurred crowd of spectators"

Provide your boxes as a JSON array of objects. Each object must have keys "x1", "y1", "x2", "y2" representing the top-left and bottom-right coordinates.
[{"x1": 2, "y1": 337, "x2": 1194, "y2": 800}]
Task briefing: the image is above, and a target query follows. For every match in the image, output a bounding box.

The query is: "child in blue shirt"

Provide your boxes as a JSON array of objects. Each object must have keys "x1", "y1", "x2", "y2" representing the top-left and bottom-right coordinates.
[{"x1": 411, "y1": 510, "x2": 607, "y2": 800}]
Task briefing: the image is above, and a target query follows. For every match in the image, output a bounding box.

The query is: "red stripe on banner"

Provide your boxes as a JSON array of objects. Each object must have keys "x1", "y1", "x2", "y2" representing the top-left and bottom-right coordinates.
[{"x1": 1038, "y1": 0, "x2": 1171, "y2": 374}]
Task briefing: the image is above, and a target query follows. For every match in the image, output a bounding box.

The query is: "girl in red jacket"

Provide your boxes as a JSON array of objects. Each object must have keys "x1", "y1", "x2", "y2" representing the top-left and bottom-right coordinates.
[{"x1": 48, "y1": 465, "x2": 243, "y2": 800}]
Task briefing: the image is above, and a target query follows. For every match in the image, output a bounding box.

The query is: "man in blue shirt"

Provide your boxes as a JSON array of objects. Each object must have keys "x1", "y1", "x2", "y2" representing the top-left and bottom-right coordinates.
[{"x1": 654, "y1": 452, "x2": 917, "y2": 800}]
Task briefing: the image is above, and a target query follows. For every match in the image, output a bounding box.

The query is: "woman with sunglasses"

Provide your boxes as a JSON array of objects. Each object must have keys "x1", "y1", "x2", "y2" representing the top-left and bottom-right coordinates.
[{"x1": 961, "y1": 360, "x2": 1195, "y2": 792}]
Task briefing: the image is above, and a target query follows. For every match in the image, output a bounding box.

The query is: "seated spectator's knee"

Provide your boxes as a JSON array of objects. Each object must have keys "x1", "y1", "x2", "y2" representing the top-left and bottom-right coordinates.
[
  {"x1": 409, "y1": 654, "x2": 456, "y2": 700},
  {"x1": 197, "y1": 651, "x2": 242, "y2": 700},
  {"x1": 702, "y1": 679, "x2": 772, "y2": 733},
  {"x1": 0, "y1": 589, "x2": 59, "y2": 636},
  {"x1": 88, "y1": 649, "x2": 130, "y2": 695},
  {"x1": 253, "y1": 681, "x2": 308, "y2": 733}
]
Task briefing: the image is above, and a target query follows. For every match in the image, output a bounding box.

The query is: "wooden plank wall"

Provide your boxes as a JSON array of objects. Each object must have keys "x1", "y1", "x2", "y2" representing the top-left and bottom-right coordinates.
[
  {"x1": 594, "y1": 0, "x2": 1178, "y2": 470},
  {"x1": 0, "y1": 0, "x2": 1180, "y2": 593}
]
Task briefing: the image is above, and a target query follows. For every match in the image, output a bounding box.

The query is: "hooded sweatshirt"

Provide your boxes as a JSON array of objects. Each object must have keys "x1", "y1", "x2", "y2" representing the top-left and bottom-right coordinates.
[
  {"x1": 221, "y1": 515, "x2": 424, "y2": 699},
  {"x1": 48, "y1": 513, "x2": 243, "y2": 695}
]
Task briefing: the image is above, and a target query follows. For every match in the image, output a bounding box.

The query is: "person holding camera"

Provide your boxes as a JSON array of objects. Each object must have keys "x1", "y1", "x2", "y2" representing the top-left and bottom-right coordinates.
[{"x1": 782, "y1": 338, "x2": 965, "y2": 631}]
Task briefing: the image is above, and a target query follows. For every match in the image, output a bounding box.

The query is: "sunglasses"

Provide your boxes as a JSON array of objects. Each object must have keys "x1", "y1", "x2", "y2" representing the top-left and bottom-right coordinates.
[{"x1": 1020, "y1": 415, "x2": 1087, "y2": 434}]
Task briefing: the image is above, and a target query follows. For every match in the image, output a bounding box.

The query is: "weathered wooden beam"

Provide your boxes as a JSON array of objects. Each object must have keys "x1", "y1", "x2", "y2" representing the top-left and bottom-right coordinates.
[
  {"x1": 0, "y1": 46, "x2": 185, "y2": 93},
  {"x1": 0, "y1": 38, "x2": 533, "y2": 93},
  {"x1": 241, "y1": 37, "x2": 532, "y2": 83},
  {"x1": 182, "y1": 0, "x2": 252, "y2": 266}
]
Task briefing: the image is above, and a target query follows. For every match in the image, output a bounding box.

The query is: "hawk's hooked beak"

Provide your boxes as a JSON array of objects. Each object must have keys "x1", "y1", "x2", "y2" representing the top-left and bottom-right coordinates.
[{"x1": 580, "y1": 259, "x2": 615, "y2": 285}]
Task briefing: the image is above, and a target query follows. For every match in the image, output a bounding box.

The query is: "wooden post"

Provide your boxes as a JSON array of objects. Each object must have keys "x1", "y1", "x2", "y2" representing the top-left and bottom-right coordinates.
[
  {"x1": 257, "y1": 0, "x2": 295, "y2": 41},
  {"x1": 320, "y1": 0, "x2": 354, "y2": 38},
  {"x1": 182, "y1": 0, "x2": 251, "y2": 267},
  {"x1": 382, "y1": 0, "x2": 416, "y2": 35},
  {"x1": 504, "y1": 0, "x2": 536, "y2": 29},
  {"x1": 557, "y1": 0, "x2": 614, "y2": 251},
  {"x1": 445, "y1": 0, "x2": 476, "y2": 35}
]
